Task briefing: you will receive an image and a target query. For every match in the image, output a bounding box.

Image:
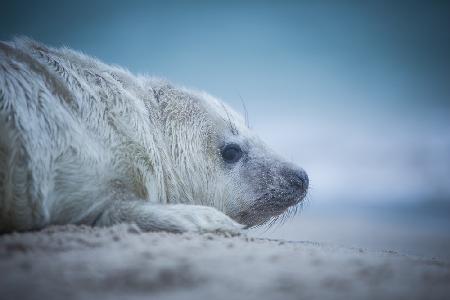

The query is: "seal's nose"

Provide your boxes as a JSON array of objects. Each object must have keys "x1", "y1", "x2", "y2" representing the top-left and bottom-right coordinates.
[{"x1": 280, "y1": 165, "x2": 309, "y2": 193}]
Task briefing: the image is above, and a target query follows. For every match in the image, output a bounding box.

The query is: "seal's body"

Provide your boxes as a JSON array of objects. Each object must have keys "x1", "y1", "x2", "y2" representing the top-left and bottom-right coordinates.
[{"x1": 0, "y1": 38, "x2": 308, "y2": 233}]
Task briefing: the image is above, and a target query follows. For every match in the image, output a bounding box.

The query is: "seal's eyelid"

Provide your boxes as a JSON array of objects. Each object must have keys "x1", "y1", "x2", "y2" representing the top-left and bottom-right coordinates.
[{"x1": 221, "y1": 143, "x2": 243, "y2": 163}]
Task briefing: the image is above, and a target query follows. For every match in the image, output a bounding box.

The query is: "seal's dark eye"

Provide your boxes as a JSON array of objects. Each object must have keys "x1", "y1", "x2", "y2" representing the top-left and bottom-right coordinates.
[{"x1": 221, "y1": 143, "x2": 243, "y2": 163}]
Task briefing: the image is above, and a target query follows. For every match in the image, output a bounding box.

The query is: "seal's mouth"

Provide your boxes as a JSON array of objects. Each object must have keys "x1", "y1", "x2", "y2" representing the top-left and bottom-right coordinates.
[
  {"x1": 239, "y1": 164, "x2": 308, "y2": 227},
  {"x1": 234, "y1": 185, "x2": 308, "y2": 227},
  {"x1": 231, "y1": 160, "x2": 309, "y2": 227}
]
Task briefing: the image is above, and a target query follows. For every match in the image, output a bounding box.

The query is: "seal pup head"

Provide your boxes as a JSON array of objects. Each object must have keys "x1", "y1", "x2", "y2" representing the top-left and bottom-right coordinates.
[{"x1": 153, "y1": 82, "x2": 308, "y2": 227}]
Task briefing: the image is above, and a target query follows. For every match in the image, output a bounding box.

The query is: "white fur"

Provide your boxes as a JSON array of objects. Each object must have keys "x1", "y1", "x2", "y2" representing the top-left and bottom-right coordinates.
[
  {"x1": 0, "y1": 38, "x2": 305, "y2": 233},
  {"x1": 0, "y1": 38, "x2": 246, "y2": 233}
]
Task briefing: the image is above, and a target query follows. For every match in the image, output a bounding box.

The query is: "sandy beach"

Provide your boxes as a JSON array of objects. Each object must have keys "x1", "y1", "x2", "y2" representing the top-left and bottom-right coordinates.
[{"x1": 1, "y1": 224, "x2": 449, "y2": 300}]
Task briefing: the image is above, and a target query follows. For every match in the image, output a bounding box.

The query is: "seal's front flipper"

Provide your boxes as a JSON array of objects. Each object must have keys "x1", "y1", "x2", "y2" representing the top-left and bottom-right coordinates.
[{"x1": 95, "y1": 201, "x2": 244, "y2": 234}]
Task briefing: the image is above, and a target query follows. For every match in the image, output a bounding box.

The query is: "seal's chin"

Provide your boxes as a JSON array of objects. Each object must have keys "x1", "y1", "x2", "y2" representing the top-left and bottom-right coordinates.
[{"x1": 233, "y1": 189, "x2": 307, "y2": 227}]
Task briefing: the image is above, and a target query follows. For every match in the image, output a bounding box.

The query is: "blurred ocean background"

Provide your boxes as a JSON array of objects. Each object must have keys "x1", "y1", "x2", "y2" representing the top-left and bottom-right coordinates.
[{"x1": 2, "y1": 0, "x2": 450, "y2": 259}]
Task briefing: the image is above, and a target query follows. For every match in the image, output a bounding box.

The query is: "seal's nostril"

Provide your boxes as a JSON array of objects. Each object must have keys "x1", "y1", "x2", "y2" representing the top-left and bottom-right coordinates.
[
  {"x1": 299, "y1": 169, "x2": 309, "y2": 190},
  {"x1": 281, "y1": 166, "x2": 309, "y2": 192}
]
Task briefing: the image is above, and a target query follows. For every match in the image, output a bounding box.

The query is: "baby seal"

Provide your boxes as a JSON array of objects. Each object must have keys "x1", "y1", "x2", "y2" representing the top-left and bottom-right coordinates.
[{"x1": 0, "y1": 38, "x2": 308, "y2": 233}]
